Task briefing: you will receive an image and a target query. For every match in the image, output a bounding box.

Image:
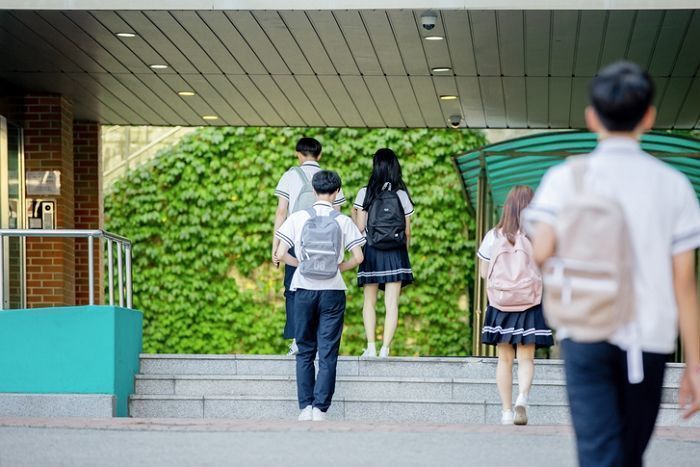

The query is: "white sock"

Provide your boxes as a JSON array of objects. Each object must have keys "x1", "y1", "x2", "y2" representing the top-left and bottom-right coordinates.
[
  {"x1": 367, "y1": 342, "x2": 376, "y2": 353},
  {"x1": 515, "y1": 393, "x2": 528, "y2": 407}
]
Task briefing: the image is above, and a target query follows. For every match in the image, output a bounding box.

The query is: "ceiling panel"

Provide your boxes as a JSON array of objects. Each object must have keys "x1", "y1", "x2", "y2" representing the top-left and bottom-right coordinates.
[
  {"x1": 0, "y1": 8, "x2": 697, "y2": 129},
  {"x1": 317, "y1": 75, "x2": 365, "y2": 127},
  {"x1": 574, "y1": 11, "x2": 606, "y2": 76},
  {"x1": 386, "y1": 76, "x2": 425, "y2": 128},
  {"x1": 361, "y1": 11, "x2": 406, "y2": 76},
  {"x1": 470, "y1": 10, "x2": 500, "y2": 77},
  {"x1": 335, "y1": 11, "x2": 383, "y2": 76},
  {"x1": 341, "y1": 75, "x2": 384, "y2": 127},
  {"x1": 497, "y1": 10, "x2": 525, "y2": 77},
  {"x1": 387, "y1": 10, "x2": 429, "y2": 77},
  {"x1": 656, "y1": 77, "x2": 692, "y2": 128},
  {"x1": 365, "y1": 76, "x2": 405, "y2": 127},
  {"x1": 253, "y1": 11, "x2": 313, "y2": 76},
  {"x1": 307, "y1": 11, "x2": 359, "y2": 75},
  {"x1": 550, "y1": 11, "x2": 578, "y2": 77},
  {"x1": 442, "y1": 11, "x2": 476, "y2": 76},
  {"x1": 502, "y1": 77, "x2": 526, "y2": 128},
  {"x1": 456, "y1": 77, "x2": 486, "y2": 128},
  {"x1": 675, "y1": 78, "x2": 700, "y2": 129},
  {"x1": 479, "y1": 77, "x2": 506, "y2": 127},
  {"x1": 524, "y1": 11, "x2": 550, "y2": 77}
]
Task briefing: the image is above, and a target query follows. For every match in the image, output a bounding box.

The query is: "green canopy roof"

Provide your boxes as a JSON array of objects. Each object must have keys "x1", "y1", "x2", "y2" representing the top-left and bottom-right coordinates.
[{"x1": 453, "y1": 131, "x2": 700, "y2": 216}]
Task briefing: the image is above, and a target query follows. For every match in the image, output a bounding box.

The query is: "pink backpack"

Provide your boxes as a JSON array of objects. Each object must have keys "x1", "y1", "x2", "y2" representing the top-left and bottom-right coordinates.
[{"x1": 487, "y1": 231, "x2": 543, "y2": 312}]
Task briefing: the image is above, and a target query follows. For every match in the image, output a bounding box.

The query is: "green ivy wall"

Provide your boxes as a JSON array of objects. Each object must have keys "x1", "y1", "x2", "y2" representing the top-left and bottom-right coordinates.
[{"x1": 105, "y1": 127, "x2": 485, "y2": 356}]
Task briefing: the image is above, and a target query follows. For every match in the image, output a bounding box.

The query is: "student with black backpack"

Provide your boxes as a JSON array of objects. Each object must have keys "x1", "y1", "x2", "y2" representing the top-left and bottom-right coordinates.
[{"x1": 353, "y1": 148, "x2": 414, "y2": 358}]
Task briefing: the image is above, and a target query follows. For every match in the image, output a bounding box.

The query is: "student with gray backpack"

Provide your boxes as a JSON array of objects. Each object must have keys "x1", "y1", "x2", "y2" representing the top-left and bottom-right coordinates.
[
  {"x1": 274, "y1": 170, "x2": 364, "y2": 421},
  {"x1": 353, "y1": 148, "x2": 415, "y2": 358},
  {"x1": 477, "y1": 185, "x2": 554, "y2": 426},
  {"x1": 272, "y1": 138, "x2": 346, "y2": 356},
  {"x1": 525, "y1": 62, "x2": 700, "y2": 466}
]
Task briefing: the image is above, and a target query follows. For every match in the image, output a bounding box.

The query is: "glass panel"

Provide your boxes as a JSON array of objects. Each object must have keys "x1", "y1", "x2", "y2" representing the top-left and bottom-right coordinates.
[{"x1": 3, "y1": 119, "x2": 24, "y2": 308}]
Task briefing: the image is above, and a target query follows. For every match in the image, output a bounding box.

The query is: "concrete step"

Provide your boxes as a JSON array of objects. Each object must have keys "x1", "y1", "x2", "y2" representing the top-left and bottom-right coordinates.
[
  {"x1": 128, "y1": 395, "x2": 700, "y2": 427},
  {"x1": 133, "y1": 374, "x2": 681, "y2": 405},
  {"x1": 0, "y1": 393, "x2": 115, "y2": 417},
  {"x1": 138, "y1": 354, "x2": 685, "y2": 386}
]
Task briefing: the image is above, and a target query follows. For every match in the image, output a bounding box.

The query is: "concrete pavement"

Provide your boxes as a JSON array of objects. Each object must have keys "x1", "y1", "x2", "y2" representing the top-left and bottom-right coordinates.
[{"x1": 0, "y1": 418, "x2": 698, "y2": 467}]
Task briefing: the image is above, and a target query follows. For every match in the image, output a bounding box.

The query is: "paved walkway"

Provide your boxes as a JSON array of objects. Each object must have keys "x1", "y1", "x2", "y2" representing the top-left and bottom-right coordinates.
[{"x1": 1, "y1": 418, "x2": 699, "y2": 467}]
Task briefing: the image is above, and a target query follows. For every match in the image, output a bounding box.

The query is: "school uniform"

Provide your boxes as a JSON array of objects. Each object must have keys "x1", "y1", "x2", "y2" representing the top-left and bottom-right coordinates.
[
  {"x1": 275, "y1": 201, "x2": 365, "y2": 412},
  {"x1": 274, "y1": 161, "x2": 346, "y2": 339},
  {"x1": 523, "y1": 137, "x2": 700, "y2": 467},
  {"x1": 477, "y1": 229, "x2": 554, "y2": 348},
  {"x1": 354, "y1": 186, "x2": 414, "y2": 289}
]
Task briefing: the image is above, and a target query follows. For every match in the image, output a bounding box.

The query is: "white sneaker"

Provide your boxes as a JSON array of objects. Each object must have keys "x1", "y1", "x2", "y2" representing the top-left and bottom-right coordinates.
[
  {"x1": 361, "y1": 347, "x2": 377, "y2": 358},
  {"x1": 312, "y1": 407, "x2": 326, "y2": 422},
  {"x1": 514, "y1": 404, "x2": 528, "y2": 426},
  {"x1": 379, "y1": 346, "x2": 390, "y2": 358},
  {"x1": 501, "y1": 409, "x2": 514, "y2": 425},
  {"x1": 298, "y1": 405, "x2": 313, "y2": 421},
  {"x1": 287, "y1": 339, "x2": 299, "y2": 356}
]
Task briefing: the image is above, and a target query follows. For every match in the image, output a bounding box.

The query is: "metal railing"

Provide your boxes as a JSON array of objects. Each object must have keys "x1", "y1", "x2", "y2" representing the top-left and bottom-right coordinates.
[{"x1": 0, "y1": 229, "x2": 132, "y2": 310}]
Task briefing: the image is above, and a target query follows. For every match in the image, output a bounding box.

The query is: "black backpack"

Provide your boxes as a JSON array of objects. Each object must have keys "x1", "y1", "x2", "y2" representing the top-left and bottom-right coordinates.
[{"x1": 366, "y1": 189, "x2": 406, "y2": 250}]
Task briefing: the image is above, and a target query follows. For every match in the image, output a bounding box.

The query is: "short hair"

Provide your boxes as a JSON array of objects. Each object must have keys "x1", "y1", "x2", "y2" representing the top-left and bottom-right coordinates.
[
  {"x1": 312, "y1": 170, "x2": 342, "y2": 195},
  {"x1": 296, "y1": 137, "x2": 322, "y2": 159},
  {"x1": 589, "y1": 61, "x2": 655, "y2": 132}
]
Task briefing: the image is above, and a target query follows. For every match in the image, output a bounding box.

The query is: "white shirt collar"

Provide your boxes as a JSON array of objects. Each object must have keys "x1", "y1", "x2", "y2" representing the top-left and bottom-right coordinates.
[
  {"x1": 301, "y1": 161, "x2": 320, "y2": 167},
  {"x1": 313, "y1": 200, "x2": 333, "y2": 208},
  {"x1": 595, "y1": 136, "x2": 641, "y2": 154}
]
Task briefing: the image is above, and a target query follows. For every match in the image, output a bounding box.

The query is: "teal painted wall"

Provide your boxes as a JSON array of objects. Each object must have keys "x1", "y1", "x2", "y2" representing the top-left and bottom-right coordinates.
[{"x1": 0, "y1": 306, "x2": 142, "y2": 416}]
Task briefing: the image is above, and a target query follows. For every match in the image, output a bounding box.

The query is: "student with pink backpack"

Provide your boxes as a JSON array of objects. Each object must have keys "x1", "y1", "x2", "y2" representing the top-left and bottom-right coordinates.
[{"x1": 477, "y1": 185, "x2": 553, "y2": 425}]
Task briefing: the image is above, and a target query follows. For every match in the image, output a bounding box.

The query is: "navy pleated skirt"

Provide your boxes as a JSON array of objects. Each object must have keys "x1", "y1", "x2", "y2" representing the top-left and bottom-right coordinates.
[
  {"x1": 481, "y1": 304, "x2": 554, "y2": 348},
  {"x1": 357, "y1": 244, "x2": 414, "y2": 290}
]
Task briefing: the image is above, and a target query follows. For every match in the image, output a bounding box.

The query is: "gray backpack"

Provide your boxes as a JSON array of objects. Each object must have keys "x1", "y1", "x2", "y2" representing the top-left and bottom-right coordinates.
[
  {"x1": 299, "y1": 209, "x2": 343, "y2": 279},
  {"x1": 291, "y1": 167, "x2": 316, "y2": 213}
]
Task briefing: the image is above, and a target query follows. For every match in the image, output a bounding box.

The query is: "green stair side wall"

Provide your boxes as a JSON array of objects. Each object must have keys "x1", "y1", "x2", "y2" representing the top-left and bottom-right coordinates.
[{"x1": 0, "y1": 306, "x2": 142, "y2": 416}]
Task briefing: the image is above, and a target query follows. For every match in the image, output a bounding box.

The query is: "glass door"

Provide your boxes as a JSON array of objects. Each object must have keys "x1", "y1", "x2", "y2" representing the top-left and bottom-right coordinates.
[{"x1": 1, "y1": 116, "x2": 25, "y2": 309}]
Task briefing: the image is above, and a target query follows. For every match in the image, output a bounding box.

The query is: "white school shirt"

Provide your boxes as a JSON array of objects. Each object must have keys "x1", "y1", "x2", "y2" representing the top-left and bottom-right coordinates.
[
  {"x1": 353, "y1": 186, "x2": 415, "y2": 217},
  {"x1": 477, "y1": 229, "x2": 520, "y2": 263},
  {"x1": 275, "y1": 201, "x2": 366, "y2": 291},
  {"x1": 522, "y1": 137, "x2": 700, "y2": 354},
  {"x1": 274, "y1": 161, "x2": 346, "y2": 214}
]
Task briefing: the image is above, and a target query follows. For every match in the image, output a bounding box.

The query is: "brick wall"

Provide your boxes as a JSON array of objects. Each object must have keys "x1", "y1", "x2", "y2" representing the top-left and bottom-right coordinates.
[
  {"x1": 22, "y1": 94, "x2": 75, "y2": 307},
  {"x1": 73, "y1": 121, "x2": 102, "y2": 305}
]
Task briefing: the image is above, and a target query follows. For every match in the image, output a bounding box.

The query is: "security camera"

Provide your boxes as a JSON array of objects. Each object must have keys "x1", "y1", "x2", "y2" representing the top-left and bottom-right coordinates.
[
  {"x1": 421, "y1": 11, "x2": 438, "y2": 31},
  {"x1": 448, "y1": 115, "x2": 462, "y2": 128}
]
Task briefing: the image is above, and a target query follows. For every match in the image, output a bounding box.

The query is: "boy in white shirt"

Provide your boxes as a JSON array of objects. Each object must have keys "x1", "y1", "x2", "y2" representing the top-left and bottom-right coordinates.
[
  {"x1": 272, "y1": 138, "x2": 346, "y2": 355},
  {"x1": 525, "y1": 61, "x2": 700, "y2": 466},
  {"x1": 274, "y1": 170, "x2": 364, "y2": 421}
]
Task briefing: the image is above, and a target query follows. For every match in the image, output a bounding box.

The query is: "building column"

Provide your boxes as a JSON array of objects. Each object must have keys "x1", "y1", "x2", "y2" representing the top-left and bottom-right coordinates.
[
  {"x1": 73, "y1": 122, "x2": 102, "y2": 305},
  {"x1": 22, "y1": 94, "x2": 75, "y2": 307}
]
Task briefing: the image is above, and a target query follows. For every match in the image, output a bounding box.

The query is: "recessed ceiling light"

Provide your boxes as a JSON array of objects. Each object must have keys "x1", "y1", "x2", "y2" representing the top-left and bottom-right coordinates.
[
  {"x1": 202, "y1": 115, "x2": 219, "y2": 121},
  {"x1": 424, "y1": 35, "x2": 444, "y2": 41},
  {"x1": 149, "y1": 64, "x2": 168, "y2": 70},
  {"x1": 178, "y1": 91, "x2": 195, "y2": 97},
  {"x1": 432, "y1": 67, "x2": 452, "y2": 73},
  {"x1": 439, "y1": 95, "x2": 458, "y2": 100},
  {"x1": 116, "y1": 32, "x2": 136, "y2": 38}
]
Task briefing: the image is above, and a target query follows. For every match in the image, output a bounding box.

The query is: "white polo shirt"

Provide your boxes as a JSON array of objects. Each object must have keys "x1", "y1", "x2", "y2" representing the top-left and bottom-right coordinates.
[
  {"x1": 274, "y1": 161, "x2": 346, "y2": 214},
  {"x1": 523, "y1": 137, "x2": 700, "y2": 354},
  {"x1": 353, "y1": 186, "x2": 415, "y2": 217},
  {"x1": 275, "y1": 201, "x2": 366, "y2": 291}
]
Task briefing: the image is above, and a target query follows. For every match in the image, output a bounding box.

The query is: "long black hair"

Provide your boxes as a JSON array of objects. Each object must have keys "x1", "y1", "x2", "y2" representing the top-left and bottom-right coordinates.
[{"x1": 362, "y1": 148, "x2": 413, "y2": 210}]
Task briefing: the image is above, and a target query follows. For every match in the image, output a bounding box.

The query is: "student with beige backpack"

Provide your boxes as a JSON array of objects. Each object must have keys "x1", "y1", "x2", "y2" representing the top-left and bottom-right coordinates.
[
  {"x1": 525, "y1": 62, "x2": 700, "y2": 467},
  {"x1": 477, "y1": 185, "x2": 554, "y2": 426}
]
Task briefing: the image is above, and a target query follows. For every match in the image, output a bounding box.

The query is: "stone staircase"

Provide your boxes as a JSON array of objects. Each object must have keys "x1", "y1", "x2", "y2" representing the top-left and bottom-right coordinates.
[{"x1": 129, "y1": 355, "x2": 697, "y2": 426}]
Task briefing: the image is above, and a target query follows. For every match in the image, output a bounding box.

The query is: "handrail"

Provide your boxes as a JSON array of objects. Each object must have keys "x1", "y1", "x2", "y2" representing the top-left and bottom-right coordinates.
[{"x1": 0, "y1": 229, "x2": 133, "y2": 310}]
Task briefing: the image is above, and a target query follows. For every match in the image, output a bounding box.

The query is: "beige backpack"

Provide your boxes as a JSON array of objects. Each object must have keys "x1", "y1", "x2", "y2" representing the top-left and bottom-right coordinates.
[
  {"x1": 487, "y1": 232, "x2": 543, "y2": 312},
  {"x1": 542, "y1": 157, "x2": 635, "y2": 342}
]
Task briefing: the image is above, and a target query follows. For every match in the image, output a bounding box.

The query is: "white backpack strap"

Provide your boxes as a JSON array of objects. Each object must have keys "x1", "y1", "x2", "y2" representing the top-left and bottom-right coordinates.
[
  {"x1": 293, "y1": 167, "x2": 312, "y2": 190},
  {"x1": 569, "y1": 157, "x2": 588, "y2": 195},
  {"x1": 306, "y1": 207, "x2": 317, "y2": 218}
]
